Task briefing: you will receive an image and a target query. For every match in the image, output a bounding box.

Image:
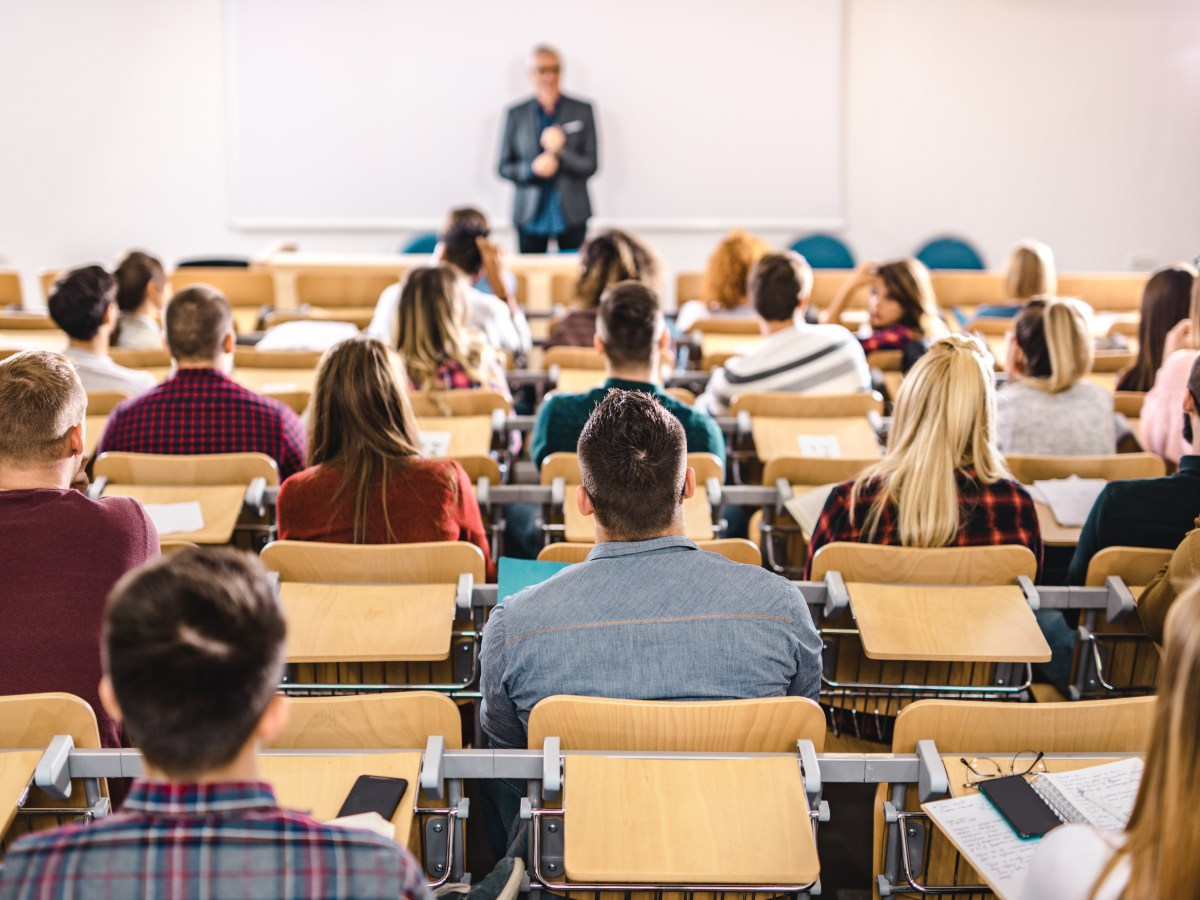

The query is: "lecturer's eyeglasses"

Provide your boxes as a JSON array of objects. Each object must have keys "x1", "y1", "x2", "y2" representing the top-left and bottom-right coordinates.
[
  {"x1": 960, "y1": 750, "x2": 1046, "y2": 790},
  {"x1": 534, "y1": 65, "x2": 561, "y2": 75}
]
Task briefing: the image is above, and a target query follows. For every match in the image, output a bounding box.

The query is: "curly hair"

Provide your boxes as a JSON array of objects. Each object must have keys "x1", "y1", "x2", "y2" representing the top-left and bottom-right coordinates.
[{"x1": 703, "y1": 230, "x2": 772, "y2": 310}]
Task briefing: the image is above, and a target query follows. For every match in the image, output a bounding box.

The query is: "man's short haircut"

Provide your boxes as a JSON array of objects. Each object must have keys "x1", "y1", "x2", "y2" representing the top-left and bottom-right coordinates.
[
  {"x1": 596, "y1": 281, "x2": 662, "y2": 369},
  {"x1": 749, "y1": 251, "x2": 814, "y2": 322},
  {"x1": 441, "y1": 221, "x2": 488, "y2": 278},
  {"x1": 577, "y1": 389, "x2": 686, "y2": 539},
  {"x1": 113, "y1": 250, "x2": 166, "y2": 313},
  {"x1": 102, "y1": 547, "x2": 286, "y2": 778},
  {"x1": 165, "y1": 285, "x2": 233, "y2": 362},
  {"x1": 0, "y1": 351, "x2": 86, "y2": 465},
  {"x1": 47, "y1": 265, "x2": 115, "y2": 341},
  {"x1": 531, "y1": 44, "x2": 560, "y2": 62}
]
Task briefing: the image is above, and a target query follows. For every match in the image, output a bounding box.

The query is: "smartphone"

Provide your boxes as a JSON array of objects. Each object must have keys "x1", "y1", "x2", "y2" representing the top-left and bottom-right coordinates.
[
  {"x1": 336, "y1": 775, "x2": 409, "y2": 820},
  {"x1": 978, "y1": 775, "x2": 1062, "y2": 839}
]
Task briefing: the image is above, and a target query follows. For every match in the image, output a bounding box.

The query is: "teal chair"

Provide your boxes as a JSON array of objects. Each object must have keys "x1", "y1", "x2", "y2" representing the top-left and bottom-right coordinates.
[
  {"x1": 915, "y1": 236, "x2": 985, "y2": 270},
  {"x1": 399, "y1": 232, "x2": 439, "y2": 254},
  {"x1": 789, "y1": 234, "x2": 855, "y2": 269}
]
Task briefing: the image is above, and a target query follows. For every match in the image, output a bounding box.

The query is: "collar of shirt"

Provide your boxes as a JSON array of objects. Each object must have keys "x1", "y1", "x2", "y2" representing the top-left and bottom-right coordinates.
[
  {"x1": 122, "y1": 779, "x2": 280, "y2": 817},
  {"x1": 62, "y1": 346, "x2": 125, "y2": 371},
  {"x1": 585, "y1": 535, "x2": 700, "y2": 560},
  {"x1": 600, "y1": 376, "x2": 666, "y2": 397},
  {"x1": 1177, "y1": 456, "x2": 1200, "y2": 475},
  {"x1": 166, "y1": 367, "x2": 231, "y2": 383}
]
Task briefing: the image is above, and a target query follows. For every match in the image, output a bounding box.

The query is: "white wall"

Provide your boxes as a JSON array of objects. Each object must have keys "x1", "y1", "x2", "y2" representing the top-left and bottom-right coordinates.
[{"x1": 2, "y1": 0, "x2": 1198, "y2": 308}]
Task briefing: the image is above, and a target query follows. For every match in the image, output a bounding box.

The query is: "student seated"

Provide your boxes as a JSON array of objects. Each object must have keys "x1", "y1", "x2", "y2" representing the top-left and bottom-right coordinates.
[
  {"x1": 1022, "y1": 581, "x2": 1200, "y2": 899},
  {"x1": 47, "y1": 265, "x2": 157, "y2": 396},
  {"x1": 0, "y1": 547, "x2": 431, "y2": 899},
  {"x1": 673, "y1": 229, "x2": 771, "y2": 335},
  {"x1": 391, "y1": 266, "x2": 511, "y2": 400},
  {"x1": 806, "y1": 335, "x2": 1042, "y2": 575},
  {"x1": 1136, "y1": 518, "x2": 1200, "y2": 646},
  {"x1": 969, "y1": 239, "x2": 1056, "y2": 321},
  {"x1": 1140, "y1": 274, "x2": 1200, "y2": 465},
  {"x1": 1115, "y1": 263, "x2": 1195, "y2": 393},
  {"x1": 531, "y1": 280, "x2": 725, "y2": 468},
  {"x1": 96, "y1": 285, "x2": 307, "y2": 479},
  {"x1": 277, "y1": 335, "x2": 494, "y2": 576},
  {"x1": 544, "y1": 229, "x2": 659, "y2": 349},
  {"x1": 0, "y1": 351, "x2": 158, "y2": 748},
  {"x1": 1067, "y1": 352, "x2": 1200, "y2": 584},
  {"x1": 996, "y1": 297, "x2": 1116, "y2": 455},
  {"x1": 820, "y1": 257, "x2": 945, "y2": 367},
  {"x1": 481, "y1": 389, "x2": 822, "y2": 750},
  {"x1": 695, "y1": 251, "x2": 872, "y2": 416},
  {"x1": 112, "y1": 250, "x2": 169, "y2": 350}
]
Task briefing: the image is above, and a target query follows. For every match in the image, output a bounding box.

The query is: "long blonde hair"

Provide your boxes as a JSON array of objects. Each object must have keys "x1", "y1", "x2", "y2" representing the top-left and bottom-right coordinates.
[
  {"x1": 1091, "y1": 584, "x2": 1200, "y2": 898},
  {"x1": 1013, "y1": 296, "x2": 1094, "y2": 393},
  {"x1": 1004, "y1": 240, "x2": 1056, "y2": 301},
  {"x1": 850, "y1": 335, "x2": 1010, "y2": 547},
  {"x1": 874, "y1": 257, "x2": 948, "y2": 339},
  {"x1": 395, "y1": 265, "x2": 484, "y2": 390}
]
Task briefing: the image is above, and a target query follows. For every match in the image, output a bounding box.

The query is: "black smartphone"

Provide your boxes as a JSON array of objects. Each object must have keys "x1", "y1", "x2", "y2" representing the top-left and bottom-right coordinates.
[
  {"x1": 978, "y1": 775, "x2": 1062, "y2": 839},
  {"x1": 336, "y1": 775, "x2": 409, "y2": 820}
]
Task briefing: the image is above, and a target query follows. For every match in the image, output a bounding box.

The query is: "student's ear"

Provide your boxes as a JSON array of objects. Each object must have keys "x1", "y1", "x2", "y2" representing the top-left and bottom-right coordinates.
[
  {"x1": 66, "y1": 422, "x2": 85, "y2": 459},
  {"x1": 254, "y1": 693, "x2": 290, "y2": 744},
  {"x1": 222, "y1": 329, "x2": 236, "y2": 355},
  {"x1": 102, "y1": 301, "x2": 117, "y2": 327},
  {"x1": 657, "y1": 326, "x2": 671, "y2": 351},
  {"x1": 98, "y1": 676, "x2": 123, "y2": 725},
  {"x1": 682, "y1": 466, "x2": 696, "y2": 502},
  {"x1": 1185, "y1": 392, "x2": 1197, "y2": 415},
  {"x1": 577, "y1": 484, "x2": 595, "y2": 518},
  {"x1": 593, "y1": 334, "x2": 605, "y2": 355}
]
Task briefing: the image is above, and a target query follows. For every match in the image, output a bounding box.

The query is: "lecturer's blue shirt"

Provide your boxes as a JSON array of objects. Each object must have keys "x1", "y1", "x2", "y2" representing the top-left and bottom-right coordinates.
[{"x1": 525, "y1": 103, "x2": 567, "y2": 236}]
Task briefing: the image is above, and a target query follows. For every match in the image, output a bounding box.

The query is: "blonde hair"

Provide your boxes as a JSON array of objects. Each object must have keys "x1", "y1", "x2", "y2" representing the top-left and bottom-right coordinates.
[
  {"x1": 394, "y1": 265, "x2": 485, "y2": 390},
  {"x1": 704, "y1": 230, "x2": 772, "y2": 310},
  {"x1": 874, "y1": 257, "x2": 947, "y2": 339},
  {"x1": 851, "y1": 335, "x2": 1010, "y2": 547},
  {"x1": 0, "y1": 351, "x2": 86, "y2": 465},
  {"x1": 1004, "y1": 240, "x2": 1057, "y2": 301},
  {"x1": 1013, "y1": 297, "x2": 1094, "y2": 393},
  {"x1": 1091, "y1": 584, "x2": 1200, "y2": 898}
]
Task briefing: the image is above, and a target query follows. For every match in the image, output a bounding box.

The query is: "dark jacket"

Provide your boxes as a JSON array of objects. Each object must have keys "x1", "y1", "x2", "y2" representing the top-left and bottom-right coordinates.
[{"x1": 498, "y1": 94, "x2": 598, "y2": 227}]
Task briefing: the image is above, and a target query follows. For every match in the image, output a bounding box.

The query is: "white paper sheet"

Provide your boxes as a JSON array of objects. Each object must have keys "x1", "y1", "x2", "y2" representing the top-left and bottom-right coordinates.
[
  {"x1": 797, "y1": 434, "x2": 842, "y2": 458},
  {"x1": 783, "y1": 485, "x2": 837, "y2": 539},
  {"x1": 923, "y1": 792, "x2": 1040, "y2": 900},
  {"x1": 255, "y1": 319, "x2": 359, "y2": 351},
  {"x1": 142, "y1": 501, "x2": 205, "y2": 536},
  {"x1": 1037, "y1": 758, "x2": 1143, "y2": 831},
  {"x1": 419, "y1": 431, "x2": 452, "y2": 458},
  {"x1": 1031, "y1": 476, "x2": 1107, "y2": 527}
]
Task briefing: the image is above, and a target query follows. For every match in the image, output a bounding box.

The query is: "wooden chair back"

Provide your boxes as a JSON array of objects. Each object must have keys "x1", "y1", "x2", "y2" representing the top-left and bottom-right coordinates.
[
  {"x1": 269, "y1": 692, "x2": 463, "y2": 750},
  {"x1": 762, "y1": 456, "x2": 877, "y2": 487},
  {"x1": 260, "y1": 539, "x2": 485, "y2": 584},
  {"x1": 0, "y1": 311, "x2": 56, "y2": 330},
  {"x1": 1085, "y1": 546, "x2": 1174, "y2": 589},
  {"x1": 38, "y1": 270, "x2": 63, "y2": 302},
  {"x1": 94, "y1": 452, "x2": 280, "y2": 487},
  {"x1": 170, "y1": 267, "x2": 275, "y2": 308},
  {"x1": 454, "y1": 455, "x2": 502, "y2": 484},
  {"x1": 675, "y1": 272, "x2": 705, "y2": 304},
  {"x1": 159, "y1": 540, "x2": 198, "y2": 554},
  {"x1": 409, "y1": 389, "x2": 509, "y2": 416},
  {"x1": 108, "y1": 348, "x2": 171, "y2": 369},
  {"x1": 0, "y1": 693, "x2": 102, "y2": 749},
  {"x1": 1004, "y1": 452, "x2": 1166, "y2": 483},
  {"x1": 0, "y1": 269, "x2": 22, "y2": 307},
  {"x1": 809, "y1": 543, "x2": 1038, "y2": 584},
  {"x1": 928, "y1": 271, "x2": 1008, "y2": 308},
  {"x1": 865, "y1": 349, "x2": 904, "y2": 371},
  {"x1": 233, "y1": 347, "x2": 323, "y2": 369},
  {"x1": 528, "y1": 695, "x2": 826, "y2": 752},
  {"x1": 1113, "y1": 391, "x2": 1147, "y2": 418},
  {"x1": 691, "y1": 316, "x2": 760, "y2": 336},
  {"x1": 544, "y1": 345, "x2": 604, "y2": 370},
  {"x1": 538, "y1": 538, "x2": 760, "y2": 567},
  {"x1": 731, "y1": 391, "x2": 884, "y2": 418},
  {"x1": 550, "y1": 272, "x2": 578, "y2": 305},
  {"x1": 540, "y1": 451, "x2": 724, "y2": 485},
  {"x1": 664, "y1": 386, "x2": 696, "y2": 406},
  {"x1": 1057, "y1": 273, "x2": 1149, "y2": 312},
  {"x1": 85, "y1": 391, "x2": 129, "y2": 415},
  {"x1": 296, "y1": 271, "x2": 403, "y2": 309}
]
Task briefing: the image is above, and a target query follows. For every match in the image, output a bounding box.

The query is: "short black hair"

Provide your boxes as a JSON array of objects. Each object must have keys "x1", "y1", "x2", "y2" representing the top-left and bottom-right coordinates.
[
  {"x1": 578, "y1": 389, "x2": 686, "y2": 539},
  {"x1": 596, "y1": 281, "x2": 661, "y2": 369},
  {"x1": 749, "y1": 252, "x2": 813, "y2": 322},
  {"x1": 165, "y1": 285, "x2": 232, "y2": 362},
  {"x1": 114, "y1": 250, "x2": 166, "y2": 313},
  {"x1": 47, "y1": 265, "x2": 115, "y2": 341},
  {"x1": 103, "y1": 547, "x2": 286, "y2": 778},
  {"x1": 441, "y1": 222, "x2": 488, "y2": 278}
]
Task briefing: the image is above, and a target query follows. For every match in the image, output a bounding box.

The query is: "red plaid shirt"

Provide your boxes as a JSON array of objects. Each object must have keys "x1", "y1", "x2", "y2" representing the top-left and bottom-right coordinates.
[
  {"x1": 858, "y1": 323, "x2": 914, "y2": 355},
  {"x1": 96, "y1": 368, "x2": 307, "y2": 480},
  {"x1": 804, "y1": 468, "x2": 1043, "y2": 578}
]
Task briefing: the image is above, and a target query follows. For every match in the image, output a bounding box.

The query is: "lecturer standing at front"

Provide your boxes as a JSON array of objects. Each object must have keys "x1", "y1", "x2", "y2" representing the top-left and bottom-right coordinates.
[{"x1": 498, "y1": 45, "x2": 598, "y2": 253}]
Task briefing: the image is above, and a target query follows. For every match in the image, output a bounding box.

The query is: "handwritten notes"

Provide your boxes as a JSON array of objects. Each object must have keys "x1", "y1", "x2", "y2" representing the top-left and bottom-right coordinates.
[
  {"x1": 1037, "y1": 758, "x2": 1142, "y2": 831},
  {"x1": 923, "y1": 792, "x2": 1039, "y2": 899}
]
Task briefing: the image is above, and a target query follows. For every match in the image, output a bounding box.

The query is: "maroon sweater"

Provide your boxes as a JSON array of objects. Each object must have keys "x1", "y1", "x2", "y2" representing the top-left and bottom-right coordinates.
[
  {"x1": 277, "y1": 459, "x2": 495, "y2": 580},
  {"x1": 0, "y1": 489, "x2": 159, "y2": 747}
]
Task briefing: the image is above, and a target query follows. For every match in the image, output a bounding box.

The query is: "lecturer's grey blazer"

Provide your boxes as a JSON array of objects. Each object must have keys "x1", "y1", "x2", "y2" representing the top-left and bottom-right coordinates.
[{"x1": 497, "y1": 94, "x2": 598, "y2": 228}]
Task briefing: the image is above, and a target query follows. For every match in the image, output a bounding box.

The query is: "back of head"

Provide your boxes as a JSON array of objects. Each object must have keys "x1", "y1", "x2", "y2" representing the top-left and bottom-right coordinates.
[
  {"x1": 48, "y1": 265, "x2": 115, "y2": 341},
  {"x1": 596, "y1": 281, "x2": 662, "y2": 369},
  {"x1": 102, "y1": 547, "x2": 285, "y2": 779},
  {"x1": 750, "y1": 251, "x2": 813, "y2": 323},
  {"x1": 1129, "y1": 264, "x2": 1198, "y2": 389},
  {"x1": 1112, "y1": 583, "x2": 1200, "y2": 896},
  {"x1": 1013, "y1": 296, "x2": 1094, "y2": 392},
  {"x1": 165, "y1": 285, "x2": 233, "y2": 363},
  {"x1": 875, "y1": 257, "x2": 944, "y2": 337},
  {"x1": 309, "y1": 335, "x2": 422, "y2": 542},
  {"x1": 395, "y1": 265, "x2": 471, "y2": 389},
  {"x1": 578, "y1": 389, "x2": 686, "y2": 540},
  {"x1": 853, "y1": 334, "x2": 1007, "y2": 547},
  {"x1": 575, "y1": 230, "x2": 659, "y2": 309},
  {"x1": 705, "y1": 230, "x2": 773, "y2": 310},
  {"x1": 0, "y1": 351, "x2": 86, "y2": 466},
  {"x1": 441, "y1": 221, "x2": 488, "y2": 278},
  {"x1": 113, "y1": 250, "x2": 166, "y2": 313},
  {"x1": 1003, "y1": 240, "x2": 1056, "y2": 301},
  {"x1": 443, "y1": 206, "x2": 489, "y2": 235}
]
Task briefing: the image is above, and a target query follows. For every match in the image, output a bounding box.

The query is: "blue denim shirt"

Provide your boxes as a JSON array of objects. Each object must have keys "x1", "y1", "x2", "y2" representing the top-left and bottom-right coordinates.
[
  {"x1": 479, "y1": 536, "x2": 823, "y2": 749},
  {"x1": 524, "y1": 103, "x2": 566, "y2": 236}
]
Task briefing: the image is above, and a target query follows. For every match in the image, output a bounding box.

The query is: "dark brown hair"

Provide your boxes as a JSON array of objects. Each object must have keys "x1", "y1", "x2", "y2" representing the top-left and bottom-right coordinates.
[
  {"x1": 750, "y1": 252, "x2": 813, "y2": 322},
  {"x1": 165, "y1": 285, "x2": 233, "y2": 362},
  {"x1": 578, "y1": 389, "x2": 686, "y2": 539},
  {"x1": 114, "y1": 250, "x2": 166, "y2": 313},
  {"x1": 1117, "y1": 264, "x2": 1197, "y2": 392},
  {"x1": 874, "y1": 257, "x2": 940, "y2": 335},
  {"x1": 102, "y1": 547, "x2": 286, "y2": 778},
  {"x1": 596, "y1": 281, "x2": 662, "y2": 370},
  {"x1": 308, "y1": 335, "x2": 431, "y2": 543},
  {"x1": 441, "y1": 221, "x2": 488, "y2": 278},
  {"x1": 574, "y1": 230, "x2": 659, "y2": 309},
  {"x1": 48, "y1": 265, "x2": 115, "y2": 341}
]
